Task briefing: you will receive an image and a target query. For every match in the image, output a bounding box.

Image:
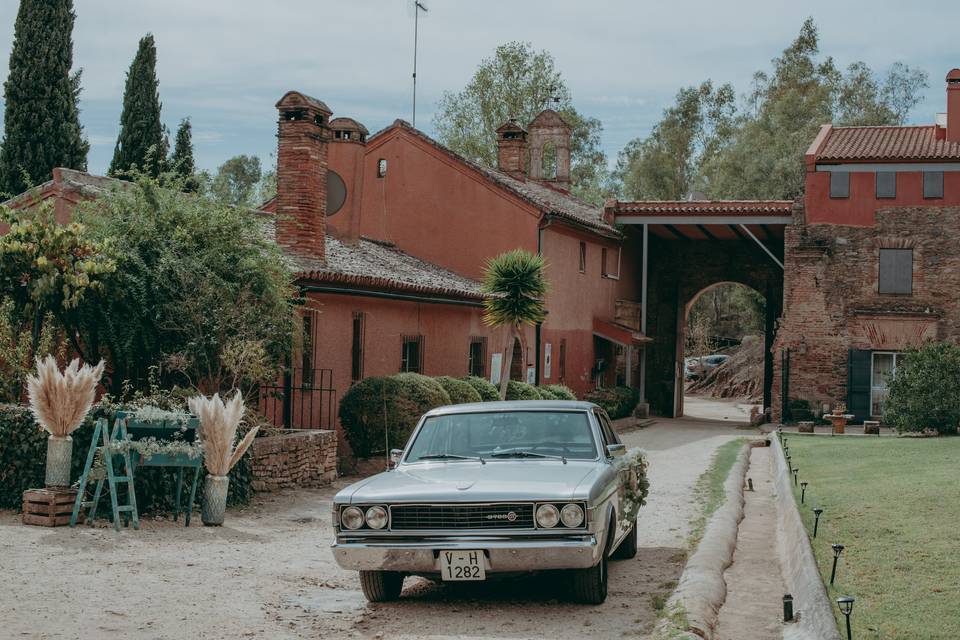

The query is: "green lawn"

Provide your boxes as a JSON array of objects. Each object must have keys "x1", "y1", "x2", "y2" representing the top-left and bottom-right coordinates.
[{"x1": 786, "y1": 435, "x2": 960, "y2": 640}]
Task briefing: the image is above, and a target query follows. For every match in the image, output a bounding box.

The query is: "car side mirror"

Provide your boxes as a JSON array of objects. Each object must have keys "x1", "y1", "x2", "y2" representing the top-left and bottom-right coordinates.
[
  {"x1": 389, "y1": 449, "x2": 404, "y2": 467},
  {"x1": 606, "y1": 443, "x2": 626, "y2": 458}
]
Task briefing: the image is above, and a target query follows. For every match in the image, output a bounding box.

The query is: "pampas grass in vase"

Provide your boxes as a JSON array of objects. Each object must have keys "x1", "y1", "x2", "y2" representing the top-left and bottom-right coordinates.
[
  {"x1": 26, "y1": 355, "x2": 106, "y2": 488},
  {"x1": 188, "y1": 391, "x2": 259, "y2": 525}
]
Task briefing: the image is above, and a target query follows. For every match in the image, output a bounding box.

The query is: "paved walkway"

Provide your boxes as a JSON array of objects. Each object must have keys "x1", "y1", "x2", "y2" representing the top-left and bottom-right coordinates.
[{"x1": 715, "y1": 445, "x2": 786, "y2": 640}]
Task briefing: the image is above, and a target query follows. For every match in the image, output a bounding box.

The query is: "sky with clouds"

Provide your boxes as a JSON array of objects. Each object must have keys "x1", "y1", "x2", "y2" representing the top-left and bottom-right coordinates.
[{"x1": 0, "y1": 0, "x2": 958, "y2": 176}]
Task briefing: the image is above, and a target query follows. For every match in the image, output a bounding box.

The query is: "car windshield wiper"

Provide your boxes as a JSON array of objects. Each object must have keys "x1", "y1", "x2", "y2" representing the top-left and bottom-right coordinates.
[
  {"x1": 416, "y1": 453, "x2": 485, "y2": 464},
  {"x1": 488, "y1": 449, "x2": 567, "y2": 464}
]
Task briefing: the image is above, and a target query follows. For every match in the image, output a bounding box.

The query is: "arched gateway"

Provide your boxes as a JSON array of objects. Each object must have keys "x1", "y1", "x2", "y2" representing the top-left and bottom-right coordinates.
[{"x1": 607, "y1": 200, "x2": 796, "y2": 418}]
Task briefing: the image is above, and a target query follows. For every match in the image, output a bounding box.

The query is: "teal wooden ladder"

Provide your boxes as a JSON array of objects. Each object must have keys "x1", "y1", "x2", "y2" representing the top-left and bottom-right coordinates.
[{"x1": 70, "y1": 417, "x2": 140, "y2": 531}]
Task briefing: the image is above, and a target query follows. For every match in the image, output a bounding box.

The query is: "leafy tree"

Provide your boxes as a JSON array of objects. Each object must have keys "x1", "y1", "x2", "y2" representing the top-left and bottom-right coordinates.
[
  {"x1": 432, "y1": 41, "x2": 610, "y2": 204},
  {"x1": 211, "y1": 154, "x2": 262, "y2": 206},
  {"x1": 0, "y1": 0, "x2": 88, "y2": 197},
  {"x1": 616, "y1": 19, "x2": 928, "y2": 201},
  {"x1": 73, "y1": 172, "x2": 296, "y2": 394},
  {"x1": 109, "y1": 34, "x2": 167, "y2": 178},
  {"x1": 885, "y1": 342, "x2": 960, "y2": 435},
  {"x1": 481, "y1": 249, "x2": 547, "y2": 399},
  {"x1": 170, "y1": 118, "x2": 199, "y2": 191}
]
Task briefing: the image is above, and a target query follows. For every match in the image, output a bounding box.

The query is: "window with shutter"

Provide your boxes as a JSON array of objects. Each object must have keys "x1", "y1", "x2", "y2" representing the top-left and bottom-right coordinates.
[
  {"x1": 830, "y1": 172, "x2": 849, "y2": 198},
  {"x1": 875, "y1": 171, "x2": 896, "y2": 199},
  {"x1": 923, "y1": 171, "x2": 943, "y2": 199},
  {"x1": 401, "y1": 335, "x2": 423, "y2": 373},
  {"x1": 878, "y1": 249, "x2": 912, "y2": 294},
  {"x1": 847, "y1": 349, "x2": 872, "y2": 422}
]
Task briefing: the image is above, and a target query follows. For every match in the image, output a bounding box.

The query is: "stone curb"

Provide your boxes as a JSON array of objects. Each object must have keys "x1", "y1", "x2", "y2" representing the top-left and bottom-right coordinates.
[
  {"x1": 772, "y1": 435, "x2": 842, "y2": 640},
  {"x1": 652, "y1": 442, "x2": 751, "y2": 640}
]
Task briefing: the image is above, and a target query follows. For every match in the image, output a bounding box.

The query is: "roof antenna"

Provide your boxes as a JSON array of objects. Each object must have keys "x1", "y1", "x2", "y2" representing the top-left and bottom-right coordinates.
[{"x1": 408, "y1": 0, "x2": 429, "y2": 127}]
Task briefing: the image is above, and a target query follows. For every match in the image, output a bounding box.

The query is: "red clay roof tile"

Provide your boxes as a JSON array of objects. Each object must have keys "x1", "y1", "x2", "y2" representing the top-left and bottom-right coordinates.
[{"x1": 816, "y1": 125, "x2": 960, "y2": 162}]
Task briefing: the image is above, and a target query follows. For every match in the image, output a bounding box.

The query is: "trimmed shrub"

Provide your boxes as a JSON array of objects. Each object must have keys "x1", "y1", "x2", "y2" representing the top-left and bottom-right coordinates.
[
  {"x1": 584, "y1": 386, "x2": 641, "y2": 419},
  {"x1": 539, "y1": 384, "x2": 577, "y2": 400},
  {"x1": 0, "y1": 402, "x2": 253, "y2": 511},
  {"x1": 505, "y1": 380, "x2": 543, "y2": 401},
  {"x1": 461, "y1": 376, "x2": 500, "y2": 402},
  {"x1": 436, "y1": 376, "x2": 483, "y2": 404},
  {"x1": 885, "y1": 343, "x2": 960, "y2": 435},
  {"x1": 339, "y1": 374, "x2": 451, "y2": 457}
]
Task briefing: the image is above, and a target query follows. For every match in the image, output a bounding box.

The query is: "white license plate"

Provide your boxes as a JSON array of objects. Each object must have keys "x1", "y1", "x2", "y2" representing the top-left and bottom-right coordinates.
[{"x1": 439, "y1": 549, "x2": 486, "y2": 581}]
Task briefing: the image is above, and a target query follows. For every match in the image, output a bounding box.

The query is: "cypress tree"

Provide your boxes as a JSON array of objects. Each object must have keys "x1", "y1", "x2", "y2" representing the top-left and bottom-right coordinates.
[
  {"x1": 170, "y1": 118, "x2": 198, "y2": 190},
  {"x1": 0, "y1": 0, "x2": 89, "y2": 197},
  {"x1": 109, "y1": 34, "x2": 165, "y2": 177}
]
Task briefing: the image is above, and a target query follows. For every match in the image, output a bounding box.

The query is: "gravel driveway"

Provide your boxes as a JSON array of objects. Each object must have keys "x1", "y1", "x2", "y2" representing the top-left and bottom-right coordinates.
[{"x1": 0, "y1": 411, "x2": 748, "y2": 640}]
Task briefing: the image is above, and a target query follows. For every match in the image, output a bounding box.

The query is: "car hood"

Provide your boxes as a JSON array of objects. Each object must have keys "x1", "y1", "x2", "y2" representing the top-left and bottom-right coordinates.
[{"x1": 339, "y1": 460, "x2": 601, "y2": 503}]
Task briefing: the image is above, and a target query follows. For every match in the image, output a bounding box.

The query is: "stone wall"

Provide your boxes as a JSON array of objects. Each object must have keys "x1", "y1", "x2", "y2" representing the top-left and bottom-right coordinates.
[
  {"x1": 249, "y1": 430, "x2": 337, "y2": 491},
  {"x1": 772, "y1": 206, "x2": 960, "y2": 421}
]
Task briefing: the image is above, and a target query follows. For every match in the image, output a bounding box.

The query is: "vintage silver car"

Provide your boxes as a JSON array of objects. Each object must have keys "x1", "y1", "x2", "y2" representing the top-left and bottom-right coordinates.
[{"x1": 332, "y1": 400, "x2": 643, "y2": 604}]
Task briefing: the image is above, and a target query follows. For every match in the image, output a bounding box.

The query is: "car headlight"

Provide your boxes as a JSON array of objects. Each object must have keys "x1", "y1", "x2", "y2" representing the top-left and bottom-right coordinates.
[
  {"x1": 341, "y1": 506, "x2": 364, "y2": 530},
  {"x1": 536, "y1": 503, "x2": 560, "y2": 528},
  {"x1": 365, "y1": 506, "x2": 388, "y2": 530},
  {"x1": 560, "y1": 503, "x2": 584, "y2": 528}
]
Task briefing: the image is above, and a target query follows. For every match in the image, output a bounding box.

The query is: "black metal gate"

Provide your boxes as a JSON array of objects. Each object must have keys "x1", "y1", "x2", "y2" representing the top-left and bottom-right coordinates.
[{"x1": 257, "y1": 367, "x2": 336, "y2": 430}]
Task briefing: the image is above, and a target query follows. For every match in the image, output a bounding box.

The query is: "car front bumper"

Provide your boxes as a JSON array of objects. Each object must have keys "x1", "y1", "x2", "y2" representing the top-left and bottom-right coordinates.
[{"x1": 332, "y1": 534, "x2": 601, "y2": 573}]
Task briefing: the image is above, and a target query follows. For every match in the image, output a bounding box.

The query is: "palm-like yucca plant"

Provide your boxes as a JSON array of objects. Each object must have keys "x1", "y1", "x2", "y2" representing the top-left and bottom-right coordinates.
[
  {"x1": 481, "y1": 249, "x2": 548, "y2": 399},
  {"x1": 188, "y1": 391, "x2": 259, "y2": 525},
  {"x1": 26, "y1": 355, "x2": 105, "y2": 487}
]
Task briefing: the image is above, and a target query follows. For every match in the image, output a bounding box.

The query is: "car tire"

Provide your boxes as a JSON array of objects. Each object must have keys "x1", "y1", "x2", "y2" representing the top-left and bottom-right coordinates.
[
  {"x1": 611, "y1": 520, "x2": 637, "y2": 560},
  {"x1": 359, "y1": 570, "x2": 404, "y2": 602},
  {"x1": 571, "y1": 553, "x2": 608, "y2": 604}
]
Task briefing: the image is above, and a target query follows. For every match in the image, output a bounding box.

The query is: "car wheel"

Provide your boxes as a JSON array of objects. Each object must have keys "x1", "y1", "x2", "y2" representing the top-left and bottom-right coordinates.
[
  {"x1": 611, "y1": 520, "x2": 637, "y2": 560},
  {"x1": 359, "y1": 570, "x2": 404, "y2": 602},
  {"x1": 570, "y1": 553, "x2": 608, "y2": 604}
]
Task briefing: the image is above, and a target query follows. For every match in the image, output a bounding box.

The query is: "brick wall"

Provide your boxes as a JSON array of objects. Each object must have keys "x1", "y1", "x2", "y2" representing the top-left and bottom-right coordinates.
[
  {"x1": 249, "y1": 430, "x2": 337, "y2": 491},
  {"x1": 772, "y1": 206, "x2": 960, "y2": 420}
]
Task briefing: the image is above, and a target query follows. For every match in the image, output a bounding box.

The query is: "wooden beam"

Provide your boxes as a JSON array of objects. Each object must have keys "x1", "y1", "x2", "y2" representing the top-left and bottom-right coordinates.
[
  {"x1": 695, "y1": 224, "x2": 718, "y2": 240},
  {"x1": 663, "y1": 224, "x2": 689, "y2": 240}
]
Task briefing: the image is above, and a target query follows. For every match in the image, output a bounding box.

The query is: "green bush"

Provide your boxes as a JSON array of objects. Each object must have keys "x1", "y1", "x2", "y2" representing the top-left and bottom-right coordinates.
[
  {"x1": 0, "y1": 403, "x2": 253, "y2": 511},
  {"x1": 539, "y1": 384, "x2": 577, "y2": 400},
  {"x1": 339, "y1": 374, "x2": 451, "y2": 457},
  {"x1": 885, "y1": 343, "x2": 960, "y2": 435},
  {"x1": 435, "y1": 376, "x2": 483, "y2": 404},
  {"x1": 585, "y1": 386, "x2": 640, "y2": 419},
  {"x1": 461, "y1": 376, "x2": 500, "y2": 402},
  {"x1": 505, "y1": 380, "x2": 543, "y2": 401}
]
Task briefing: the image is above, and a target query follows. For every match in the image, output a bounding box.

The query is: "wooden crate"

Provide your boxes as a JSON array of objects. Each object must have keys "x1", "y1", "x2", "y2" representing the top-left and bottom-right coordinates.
[{"x1": 22, "y1": 488, "x2": 83, "y2": 527}]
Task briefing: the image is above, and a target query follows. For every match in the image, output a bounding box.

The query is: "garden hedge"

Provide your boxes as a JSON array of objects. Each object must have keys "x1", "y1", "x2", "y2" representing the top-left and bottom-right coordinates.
[
  {"x1": 0, "y1": 403, "x2": 253, "y2": 512},
  {"x1": 505, "y1": 380, "x2": 543, "y2": 401},
  {"x1": 538, "y1": 384, "x2": 577, "y2": 400},
  {"x1": 436, "y1": 376, "x2": 483, "y2": 404},
  {"x1": 339, "y1": 374, "x2": 451, "y2": 457},
  {"x1": 461, "y1": 376, "x2": 500, "y2": 401},
  {"x1": 584, "y1": 386, "x2": 641, "y2": 419}
]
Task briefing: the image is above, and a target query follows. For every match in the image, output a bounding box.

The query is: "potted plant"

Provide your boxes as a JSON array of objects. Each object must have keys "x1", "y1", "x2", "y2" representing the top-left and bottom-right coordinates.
[
  {"x1": 188, "y1": 391, "x2": 258, "y2": 526},
  {"x1": 26, "y1": 356, "x2": 105, "y2": 487},
  {"x1": 825, "y1": 401, "x2": 853, "y2": 434}
]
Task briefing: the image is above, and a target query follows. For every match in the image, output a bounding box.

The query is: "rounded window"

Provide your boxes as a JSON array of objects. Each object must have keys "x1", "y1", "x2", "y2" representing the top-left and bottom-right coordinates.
[{"x1": 327, "y1": 171, "x2": 347, "y2": 216}]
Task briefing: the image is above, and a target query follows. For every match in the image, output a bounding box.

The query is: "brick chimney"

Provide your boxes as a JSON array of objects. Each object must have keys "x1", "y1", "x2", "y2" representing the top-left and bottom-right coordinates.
[
  {"x1": 527, "y1": 109, "x2": 572, "y2": 190},
  {"x1": 947, "y1": 68, "x2": 960, "y2": 143},
  {"x1": 275, "y1": 91, "x2": 332, "y2": 260},
  {"x1": 496, "y1": 119, "x2": 528, "y2": 179}
]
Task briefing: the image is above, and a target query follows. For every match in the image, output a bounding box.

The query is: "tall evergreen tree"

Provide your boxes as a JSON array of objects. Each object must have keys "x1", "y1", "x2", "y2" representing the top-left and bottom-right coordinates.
[
  {"x1": 170, "y1": 118, "x2": 198, "y2": 191},
  {"x1": 109, "y1": 34, "x2": 166, "y2": 178},
  {"x1": 0, "y1": 0, "x2": 88, "y2": 196}
]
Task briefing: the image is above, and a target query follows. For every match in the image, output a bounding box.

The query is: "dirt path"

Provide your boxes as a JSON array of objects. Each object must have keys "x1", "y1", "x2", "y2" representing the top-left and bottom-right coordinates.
[
  {"x1": 714, "y1": 446, "x2": 786, "y2": 640},
  {"x1": 0, "y1": 412, "x2": 750, "y2": 640}
]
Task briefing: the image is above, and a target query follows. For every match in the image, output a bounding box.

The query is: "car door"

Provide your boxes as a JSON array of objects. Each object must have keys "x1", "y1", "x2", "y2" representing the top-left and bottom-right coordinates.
[{"x1": 594, "y1": 409, "x2": 630, "y2": 547}]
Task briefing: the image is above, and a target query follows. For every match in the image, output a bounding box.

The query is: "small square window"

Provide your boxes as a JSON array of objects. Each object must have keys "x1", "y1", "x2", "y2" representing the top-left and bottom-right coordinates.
[
  {"x1": 876, "y1": 172, "x2": 896, "y2": 199},
  {"x1": 923, "y1": 171, "x2": 943, "y2": 199},
  {"x1": 377, "y1": 158, "x2": 387, "y2": 178},
  {"x1": 829, "y1": 172, "x2": 849, "y2": 199},
  {"x1": 878, "y1": 248, "x2": 912, "y2": 295},
  {"x1": 578, "y1": 242, "x2": 586, "y2": 273}
]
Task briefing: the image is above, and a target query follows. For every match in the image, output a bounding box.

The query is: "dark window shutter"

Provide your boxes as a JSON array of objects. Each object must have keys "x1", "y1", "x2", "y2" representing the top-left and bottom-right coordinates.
[
  {"x1": 923, "y1": 171, "x2": 943, "y2": 199},
  {"x1": 876, "y1": 171, "x2": 896, "y2": 198},
  {"x1": 847, "y1": 349, "x2": 872, "y2": 422},
  {"x1": 879, "y1": 249, "x2": 912, "y2": 294},
  {"x1": 830, "y1": 172, "x2": 849, "y2": 198}
]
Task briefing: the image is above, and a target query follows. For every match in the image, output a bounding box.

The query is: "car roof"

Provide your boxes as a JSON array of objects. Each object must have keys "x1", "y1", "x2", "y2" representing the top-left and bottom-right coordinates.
[{"x1": 424, "y1": 400, "x2": 599, "y2": 417}]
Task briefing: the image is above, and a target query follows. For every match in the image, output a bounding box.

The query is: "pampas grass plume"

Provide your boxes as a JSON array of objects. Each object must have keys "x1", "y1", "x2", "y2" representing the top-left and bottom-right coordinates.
[
  {"x1": 188, "y1": 391, "x2": 259, "y2": 476},
  {"x1": 27, "y1": 355, "x2": 105, "y2": 437}
]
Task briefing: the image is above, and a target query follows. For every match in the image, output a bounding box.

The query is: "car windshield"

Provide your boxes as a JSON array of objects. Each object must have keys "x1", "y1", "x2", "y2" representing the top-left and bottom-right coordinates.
[{"x1": 405, "y1": 411, "x2": 598, "y2": 462}]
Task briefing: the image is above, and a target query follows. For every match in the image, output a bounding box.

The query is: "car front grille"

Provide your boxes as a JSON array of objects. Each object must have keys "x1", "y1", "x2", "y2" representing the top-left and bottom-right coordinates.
[{"x1": 389, "y1": 503, "x2": 535, "y2": 531}]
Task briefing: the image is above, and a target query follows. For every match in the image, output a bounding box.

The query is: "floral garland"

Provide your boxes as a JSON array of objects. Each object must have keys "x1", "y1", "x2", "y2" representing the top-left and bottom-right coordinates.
[
  {"x1": 88, "y1": 437, "x2": 203, "y2": 480},
  {"x1": 614, "y1": 447, "x2": 650, "y2": 523},
  {"x1": 131, "y1": 405, "x2": 193, "y2": 429}
]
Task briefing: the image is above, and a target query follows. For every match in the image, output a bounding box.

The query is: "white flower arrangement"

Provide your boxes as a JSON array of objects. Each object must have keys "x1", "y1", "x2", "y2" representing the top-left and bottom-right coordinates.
[
  {"x1": 614, "y1": 447, "x2": 650, "y2": 523},
  {"x1": 87, "y1": 437, "x2": 203, "y2": 480},
  {"x1": 131, "y1": 405, "x2": 193, "y2": 429}
]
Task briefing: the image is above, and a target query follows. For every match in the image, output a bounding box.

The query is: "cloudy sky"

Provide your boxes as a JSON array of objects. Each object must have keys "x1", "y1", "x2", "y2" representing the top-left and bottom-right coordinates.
[{"x1": 1, "y1": 0, "x2": 957, "y2": 176}]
